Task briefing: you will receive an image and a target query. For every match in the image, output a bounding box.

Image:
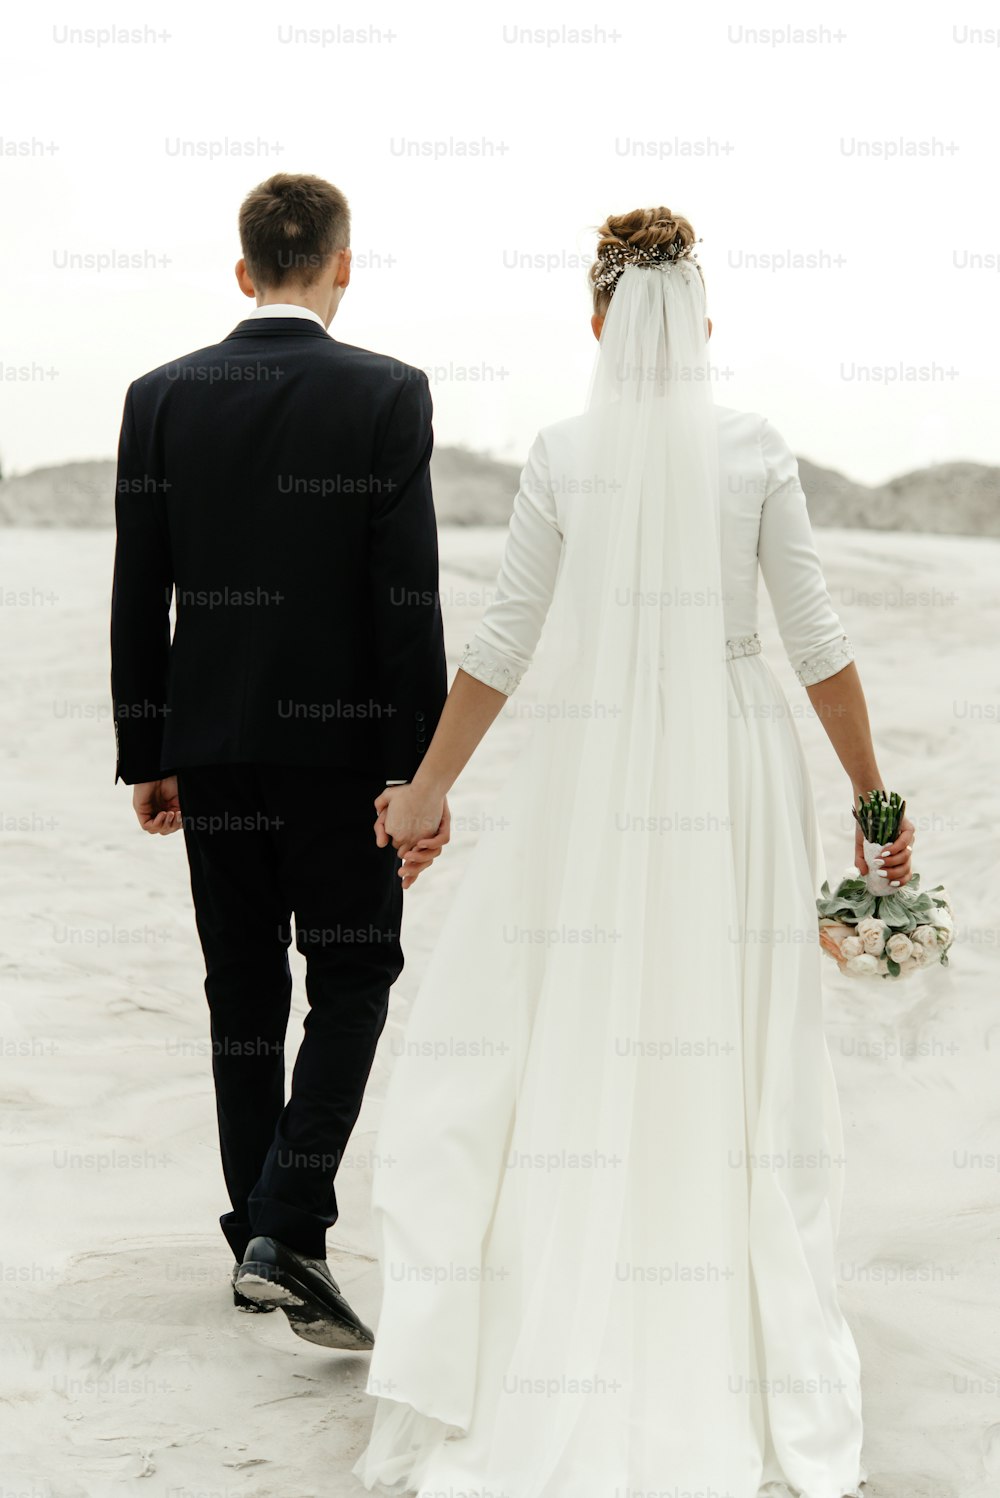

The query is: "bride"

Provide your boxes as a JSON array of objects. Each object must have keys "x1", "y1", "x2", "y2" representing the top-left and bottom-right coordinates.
[{"x1": 354, "y1": 207, "x2": 914, "y2": 1498}]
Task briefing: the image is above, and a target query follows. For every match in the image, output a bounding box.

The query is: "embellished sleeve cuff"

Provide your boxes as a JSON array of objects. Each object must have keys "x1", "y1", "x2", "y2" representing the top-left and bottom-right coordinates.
[
  {"x1": 459, "y1": 639, "x2": 524, "y2": 696},
  {"x1": 794, "y1": 633, "x2": 855, "y2": 686}
]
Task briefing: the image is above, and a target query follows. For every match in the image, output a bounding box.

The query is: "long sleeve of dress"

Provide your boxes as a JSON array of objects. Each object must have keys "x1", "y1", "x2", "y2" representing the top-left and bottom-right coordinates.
[
  {"x1": 459, "y1": 434, "x2": 563, "y2": 696},
  {"x1": 757, "y1": 419, "x2": 855, "y2": 686}
]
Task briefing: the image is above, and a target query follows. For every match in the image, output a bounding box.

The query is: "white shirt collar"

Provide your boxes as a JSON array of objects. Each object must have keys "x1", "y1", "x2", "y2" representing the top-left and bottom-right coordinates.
[{"x1": 244, "y1": 303, "x2": 326, "y2": 330}]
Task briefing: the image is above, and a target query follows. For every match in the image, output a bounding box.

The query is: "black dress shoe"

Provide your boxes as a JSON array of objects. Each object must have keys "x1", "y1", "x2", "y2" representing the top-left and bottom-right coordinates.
[
  {"x1": 234, "y1": 1236, "x2": 375, "y2": 1351},
  {"x1": 232, "y1": 1262, "x2": 278, "y2": 1313}
]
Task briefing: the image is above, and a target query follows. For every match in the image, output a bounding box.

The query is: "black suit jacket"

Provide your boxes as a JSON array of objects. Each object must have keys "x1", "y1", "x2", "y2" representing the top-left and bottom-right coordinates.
[{"x1": 110, "y1": 317, "x2": 447, "y2": 785}]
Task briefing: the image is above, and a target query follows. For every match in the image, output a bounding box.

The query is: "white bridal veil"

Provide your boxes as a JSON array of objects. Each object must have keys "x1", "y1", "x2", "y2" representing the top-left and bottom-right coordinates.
[{"x1": 358, "y1": 258, "x2": 759, "y2": 1494}]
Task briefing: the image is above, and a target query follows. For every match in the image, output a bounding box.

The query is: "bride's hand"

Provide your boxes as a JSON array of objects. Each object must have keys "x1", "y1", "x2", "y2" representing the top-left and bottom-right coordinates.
[
  {"x1": 855, "y1": 812, "x2": 915, "y2": 887},
  {"x1": 397, "y1": 818, "x2": 450, "y2": 888}
]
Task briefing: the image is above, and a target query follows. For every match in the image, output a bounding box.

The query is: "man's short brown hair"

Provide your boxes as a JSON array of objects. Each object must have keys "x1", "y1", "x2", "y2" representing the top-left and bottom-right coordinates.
[{"x1": 238, "y1": 173, "x2": 350, "y2": 291}]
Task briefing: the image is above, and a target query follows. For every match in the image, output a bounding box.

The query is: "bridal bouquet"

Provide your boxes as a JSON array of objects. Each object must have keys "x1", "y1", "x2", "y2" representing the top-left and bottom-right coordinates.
[{"x1": 816, "y1": 791, "x2": 953, "y2": 979}]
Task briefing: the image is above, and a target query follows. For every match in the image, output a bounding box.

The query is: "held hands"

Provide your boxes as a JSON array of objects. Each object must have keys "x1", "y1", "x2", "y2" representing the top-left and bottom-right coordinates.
[
  {"x1": 374, "y1": 784, "x2": 451, "y2": 889},
  {"x1": 133, "y1": 776, "x2": 182, "y2": 835},
  {"x1": 129, "y1": 775, "x2": 452, "y2": 886},
  {"x1": 854, "y1": 812, "x2": 915, "y2": 887}
]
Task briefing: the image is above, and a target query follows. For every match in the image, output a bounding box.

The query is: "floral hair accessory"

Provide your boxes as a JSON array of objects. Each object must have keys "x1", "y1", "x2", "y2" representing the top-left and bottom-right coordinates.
[{"x1": 593, "y1": 235, "x2": 702, "y2": 300}]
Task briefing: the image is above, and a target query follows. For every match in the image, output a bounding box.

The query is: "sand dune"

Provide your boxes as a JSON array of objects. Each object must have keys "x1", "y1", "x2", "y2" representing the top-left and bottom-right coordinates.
[{"x1": 2, "y1": 446, "x2": 999, "y2": 533}]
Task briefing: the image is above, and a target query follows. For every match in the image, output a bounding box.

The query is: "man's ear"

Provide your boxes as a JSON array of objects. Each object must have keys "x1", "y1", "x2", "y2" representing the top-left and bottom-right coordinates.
[
  {"x1": 235, "y1": 258, "x2": 256, "y2": 300},
  {"x1": 337, "y1": 247, "x2": 352, "y2": 290}
]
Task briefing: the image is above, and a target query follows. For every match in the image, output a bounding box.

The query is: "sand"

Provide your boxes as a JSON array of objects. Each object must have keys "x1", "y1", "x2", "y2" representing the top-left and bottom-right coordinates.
[{"x1": 0, "y1": 524, "x2": 997, "y2": 1498}]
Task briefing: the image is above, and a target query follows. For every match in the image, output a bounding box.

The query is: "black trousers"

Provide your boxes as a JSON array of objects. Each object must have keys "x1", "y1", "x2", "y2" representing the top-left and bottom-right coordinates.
[{"x1": 177, "y1": 764, "x2": 403, "y2": 1262}]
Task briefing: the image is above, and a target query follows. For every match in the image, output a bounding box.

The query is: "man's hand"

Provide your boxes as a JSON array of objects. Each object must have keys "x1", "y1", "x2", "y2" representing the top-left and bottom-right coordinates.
[
  {"x1": 374, "y1": 786, "x2": 450, "y2": 888},
  {"x1": 132, "y1": 776, "x2": 182, "y2": 835},
  {"x1": 855, "y1": 811, "x2": 915, "y2": 887}
]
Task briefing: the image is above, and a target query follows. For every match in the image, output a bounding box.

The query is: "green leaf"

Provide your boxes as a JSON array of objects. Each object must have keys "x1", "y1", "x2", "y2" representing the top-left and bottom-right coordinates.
[{"x1": 877, "y1": 895, "x2": 912, "y2": 927}]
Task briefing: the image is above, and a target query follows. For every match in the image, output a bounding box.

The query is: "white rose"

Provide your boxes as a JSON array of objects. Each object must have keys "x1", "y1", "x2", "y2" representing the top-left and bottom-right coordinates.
[
  {"x1": 840, "y1": 936, "x2": 864, "y2": 958},
  {"x1": 886, "y1": 933, "x2": 914, "y2": 963},
  {"x1": 916, "y1": 941, "x2": 940, "y2": 967},
  {"x1": 856, "y1": 917, "x2": 888, "y2": 956},
  {"x1": 913, "y1": 925, "x2": 940, "y2": 949},
  {"x1": 931, "y1": 905, "x2": 954, "y2": 933},
  {"x1": 845, "y1": 952, "x2": 880, "y2": 977}
]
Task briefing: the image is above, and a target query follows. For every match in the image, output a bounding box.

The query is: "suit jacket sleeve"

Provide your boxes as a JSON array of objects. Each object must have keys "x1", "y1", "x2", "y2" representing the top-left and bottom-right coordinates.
[
  {"x1": 757, "y1": 418, "x2": 855, "y2": 687},
  {"x1": 110, "y1": 383, "x2": 174, "y2": 784},
  {"x1": 369, "y1": 369, "x2": 447, "y2": 780}
]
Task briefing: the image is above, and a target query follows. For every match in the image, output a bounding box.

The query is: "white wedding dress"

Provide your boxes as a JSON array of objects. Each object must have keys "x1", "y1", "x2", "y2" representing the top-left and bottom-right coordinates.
[{"x1": 354, "y1": 265, "x2": 865, "y2": 1498}]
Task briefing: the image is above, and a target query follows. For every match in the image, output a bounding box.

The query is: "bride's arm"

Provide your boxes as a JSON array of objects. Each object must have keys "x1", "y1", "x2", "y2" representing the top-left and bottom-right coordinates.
[
  {"x1": 802, "y1": 662, "x2": 883, "y2": 799},
  {"x1": 375, "y1": 434, "x2": 563, "y2": 857},
  {"x1": 397, "y1": 666, "x2": 509, "y2": 803},
  {"x1": 802, "y1": 662, "x2": 916, "y2": 880},
  {"x1": 757, "y1": 418, "x2": 914, "y2": 884},
  {"x1": 802, "y1": 663, "x2": 913, "y2": 885}
]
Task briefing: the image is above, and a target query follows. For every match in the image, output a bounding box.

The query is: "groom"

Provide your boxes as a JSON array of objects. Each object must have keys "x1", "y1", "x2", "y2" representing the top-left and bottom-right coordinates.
[{"x1": 110, "y1": 173, "x2": 448, "y2": 1348}]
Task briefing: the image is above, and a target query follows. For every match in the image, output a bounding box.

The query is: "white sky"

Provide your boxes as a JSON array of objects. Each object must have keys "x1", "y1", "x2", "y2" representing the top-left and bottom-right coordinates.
[{"x1": 2, "y1": 0, "x2": 998, "y2": 484}]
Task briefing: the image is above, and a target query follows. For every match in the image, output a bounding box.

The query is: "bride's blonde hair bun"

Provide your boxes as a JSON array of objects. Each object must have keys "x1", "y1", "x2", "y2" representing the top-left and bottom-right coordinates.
[{"x1": 590, "y1": 206, "x2": 701, "y2": 313}]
